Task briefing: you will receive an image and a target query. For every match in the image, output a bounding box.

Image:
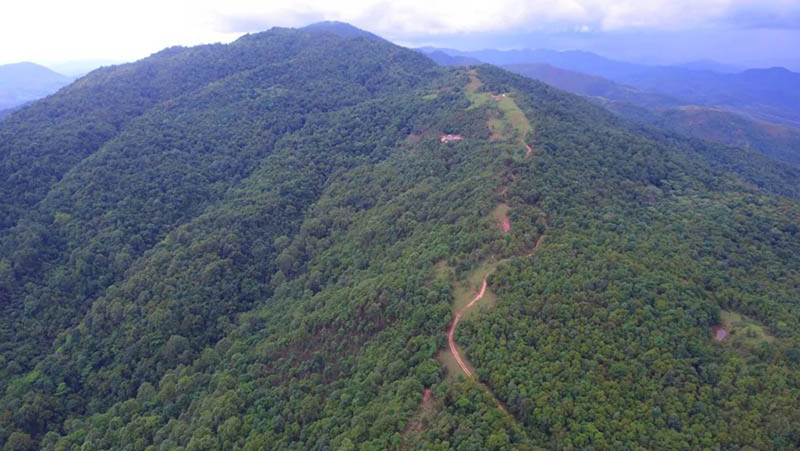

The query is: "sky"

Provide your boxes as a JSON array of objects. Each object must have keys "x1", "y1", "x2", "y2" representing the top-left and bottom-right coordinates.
[{"x1": 2, "y1": 0, "x2": 800, "y2": 71}]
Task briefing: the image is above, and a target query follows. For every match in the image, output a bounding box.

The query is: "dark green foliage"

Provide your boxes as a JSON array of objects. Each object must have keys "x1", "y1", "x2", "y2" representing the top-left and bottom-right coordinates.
[{"x1": 1, "y1": 27, "x2": 799, "y2": 450}]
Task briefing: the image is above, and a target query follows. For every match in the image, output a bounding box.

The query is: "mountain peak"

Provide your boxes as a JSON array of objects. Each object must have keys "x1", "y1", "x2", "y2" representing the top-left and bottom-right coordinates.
[{"x1": 301, "y1": 21, "x2": 382, "y2": 40}]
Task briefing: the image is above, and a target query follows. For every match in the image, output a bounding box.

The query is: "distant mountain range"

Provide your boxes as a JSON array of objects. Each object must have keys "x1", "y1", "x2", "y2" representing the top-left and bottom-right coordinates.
[
  {"x1": 418, "y1": 48, "x2": 800, "y2": 166},
  {"x1": 674, "y1": 59, "x2": 744, "y2": 73},
  {"x1": 0, "y1": 62, "x2": 72, "y2": 110},
  {"x1": 503, "y1": 63, "x2": 681, "y2": 109},
  {"x1": 418, "y1": 47, "x2": 800, "y2": 128},
  {"x1": 504, "y1": 62, "x2": 800, "y2": 166},
  {"x1": 423, "y1": 50, "x2": 482, "y2": 67}
]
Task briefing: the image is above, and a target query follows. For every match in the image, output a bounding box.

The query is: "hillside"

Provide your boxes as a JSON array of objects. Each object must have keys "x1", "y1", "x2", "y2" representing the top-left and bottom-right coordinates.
[
  {"x1": 0, "y1": 62, "x2": 71, "y2": 110},
  {"x1": 0, "y1": 107, "x2": 17, "y2": 121},
  {"x1": 1, "y1": 25, "x2": 800, "y2": 450},
  {"x1": 608, "y1": 102, "x2": 800, "y2": 166},
  {"x1": 506, "y1": 63, "x2": 800, "y2": 166}
]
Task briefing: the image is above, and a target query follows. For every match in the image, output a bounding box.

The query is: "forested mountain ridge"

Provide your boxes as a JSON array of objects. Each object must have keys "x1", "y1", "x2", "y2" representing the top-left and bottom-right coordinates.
[
  {"x1": 1, "y1": 24, "x2": 799, "y2": 450},
  {"x1": 608, "y1": 102, "x2": 800, "y2": 167}
]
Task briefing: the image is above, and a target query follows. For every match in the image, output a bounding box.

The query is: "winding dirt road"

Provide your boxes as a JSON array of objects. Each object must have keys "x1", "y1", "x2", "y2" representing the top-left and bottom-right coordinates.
[
  {"x1": 448, "y1": 279, "x2": 488, "y2": 377},
  {"x1": 447, "y1": 225, "x2": 547, "y2": 378}
]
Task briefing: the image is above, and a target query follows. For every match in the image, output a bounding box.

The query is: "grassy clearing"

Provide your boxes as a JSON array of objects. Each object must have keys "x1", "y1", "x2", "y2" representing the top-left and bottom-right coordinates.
[
  {"x1": 465, "y1": 69, "x2": 482, "y2": 93},
  {"x1": 464, "y1": 70, "x2": 532, "y2": 148},
  {"x1": 492, "y1": 203, "x2": 510, "y2": 231},
  {"x1": 497, "y1": 96, "x2": 532, "y2": 139},
  {"x1": 721, "y1": 310, "x2": 775, "y2": 347},
  {"x1": 452, "y1": 261, "x2": 497, "y2": 313},
  {"x1": 438, "y1": 347, "x2": 475, "y2": 382},
  {"x1": 488, "y1": 118, "x2": 510, "y2": 141},
  {"x1": 469, "y1": 287, "x2": 497, "y2": 317},
  {"x1": 431, "y1": 259, "x2": 453, "y2": 283},
  {"x1": 466, "y1": 70, "x2": 492, "y2": 110},
  {"x1": 466, "y1": 91, "x2": 492, "y2": 110},
  {"x1": 422, "y1": 92, "x2": 438, "y2": 100}
]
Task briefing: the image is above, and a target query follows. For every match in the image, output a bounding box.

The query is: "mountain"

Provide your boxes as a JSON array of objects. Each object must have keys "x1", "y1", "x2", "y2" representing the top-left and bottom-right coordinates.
[
  {"x1": 676, "y1": 59, "x2": 744, "y2": 73},
  {"x1": 506, "y1": 63, "x2": 800, "y2": 166},
  {"x1": 424, "y1": 47, "x2": 644, "y2": 79},
  {"x1": 607, "y1": 102, "x2": 800, "y2": 166},
  {"x1": 301, "y1": 20, "x2": 384, "y2": 40},
  {"x1": 618, "y1": 66, "x2": 800, "y2": 127},
  {"x1": 0, "y1": 62, "x2": 72, "y2": 110},
  {"x1": 428, "y1": 47, "x2": 800, "y2": 128},
  {"x1": 504, "y1": 62, "x2": 681, "y2": 108},
  {"x1": 1, "y1": 24, "x2": 800, "y2": 450},
  {"x1": 420, "y1": 50, "x2": 482, "y2": 66}
]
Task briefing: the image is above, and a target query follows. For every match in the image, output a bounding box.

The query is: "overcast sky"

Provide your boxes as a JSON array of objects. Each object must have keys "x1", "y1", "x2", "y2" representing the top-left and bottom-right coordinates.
[{"x1": 3, "y1": 0, "x2": 800, "y2": 70}]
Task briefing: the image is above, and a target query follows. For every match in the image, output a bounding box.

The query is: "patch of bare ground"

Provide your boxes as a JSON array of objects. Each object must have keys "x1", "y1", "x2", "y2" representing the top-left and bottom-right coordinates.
[
  {"x1": 401, "y1": 387, "x2": 439, "y2": 437},
  {"x1": 714, "y1": 310, "x2": 776, "y2": 351},
  {"x1": 492, "y1": 203, "x2": 511, "y2": 233}
]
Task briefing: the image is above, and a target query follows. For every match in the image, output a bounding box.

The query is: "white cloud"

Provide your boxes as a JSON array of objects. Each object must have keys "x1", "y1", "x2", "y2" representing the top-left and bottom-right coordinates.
[
  {"x1": 208, "y1": 0, "x2": 800, "y2": 35},
  {"x1": 1, "y1": 0, "x2": 798, "y2": 65}
]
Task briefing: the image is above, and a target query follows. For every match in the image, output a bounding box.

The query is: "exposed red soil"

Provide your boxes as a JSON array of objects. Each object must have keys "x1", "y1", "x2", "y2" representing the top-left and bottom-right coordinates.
[
  {"x1": 501, "y1": 215, "x2": 511, "y2": 233},
  {"x1": 712, "y1": 326, "x2": 729, "y2": 342},
  {"x1": 525, "y1": 143, "x2": 532, "y2": 156},
  {"x1": 465, "y1": 279, "x2": 487, "y2": 310},
  {"x1": 448, "y1": 278, "x2": 517, "y2": 414},
  {"x1": 448, "y1": 314, "x2": 471, "y2": 376},
  {"x1": 402, "y1": 387, "x2": 436, "y2": 437}
]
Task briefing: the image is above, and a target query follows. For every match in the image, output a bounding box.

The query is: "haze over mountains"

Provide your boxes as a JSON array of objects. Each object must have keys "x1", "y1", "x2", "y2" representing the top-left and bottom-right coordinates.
[
  {"x1": 419, "y1": 47, "x2": 800, "y2": 128},
  {"x1": 0, "y1": 61, "x2": 126, "y2": 116},
  {"x1": 1, "y1": 22, "x2": 799, "y2": 450},
  {"x1": 500, "y1": 62, "x2": 800, "y2": 166},
  {"x1": 0, "y1": 62, "x2": 72, "y2": 112}
]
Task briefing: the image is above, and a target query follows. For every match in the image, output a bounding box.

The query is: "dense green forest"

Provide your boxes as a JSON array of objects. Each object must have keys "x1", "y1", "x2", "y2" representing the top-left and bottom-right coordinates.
[{"x1": 0, "y1": 24, "x2": 798, "y2": 450}]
